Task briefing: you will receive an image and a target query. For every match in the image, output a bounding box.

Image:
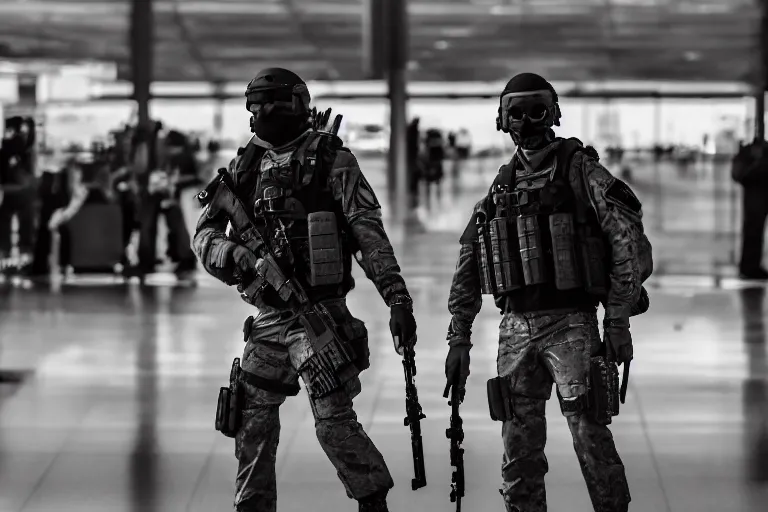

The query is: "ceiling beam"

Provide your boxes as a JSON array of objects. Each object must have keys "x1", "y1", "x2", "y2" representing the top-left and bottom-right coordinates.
[
  {"x1": 280, "y1": 0, "x2": 342, "y2": 80},
  {"x1": 169, "y1": 0, "x2": 217, "y2": 83}
]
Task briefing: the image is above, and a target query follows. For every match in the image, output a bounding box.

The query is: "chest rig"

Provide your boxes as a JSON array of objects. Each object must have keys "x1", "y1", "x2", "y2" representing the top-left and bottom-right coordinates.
[
  {"x1": 473, "y1": 139, "x2": 608, "y2": 310},
  {"x1": 234, "y1": 132, "x2": 351, "y2": 303}
]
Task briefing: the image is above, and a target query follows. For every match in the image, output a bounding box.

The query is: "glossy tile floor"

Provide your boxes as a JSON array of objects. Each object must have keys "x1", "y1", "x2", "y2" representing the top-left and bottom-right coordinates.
[{"x1": 1, "y1": 157, "x2": 767, "y2": 512}]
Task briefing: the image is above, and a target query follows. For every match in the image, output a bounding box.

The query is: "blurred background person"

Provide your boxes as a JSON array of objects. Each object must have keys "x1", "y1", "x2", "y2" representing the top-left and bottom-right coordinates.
[
  {"x1": 137, "y1": 125, "x2": 198, "y2": 281},
  {"x1": 422, "y1": 126, "x2": 445, "y2": 210},
  {"x1": 732, "y1": 138, "x2": 768, "y2": 280},
  {"x1": 407, "y1": 116, "x2": 421, "y2": 209},
  {"x1": 0, "y1": 116, "x2": 36, "y2": 275}
]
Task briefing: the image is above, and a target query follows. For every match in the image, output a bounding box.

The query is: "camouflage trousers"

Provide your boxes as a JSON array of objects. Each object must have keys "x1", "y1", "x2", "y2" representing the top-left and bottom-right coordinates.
[
  {"x1": 496, "y1": 309, "x2": 630, "y2": 512},
  {"x1": 234, "y1": 310, "x2": 394, "y2": 512}
]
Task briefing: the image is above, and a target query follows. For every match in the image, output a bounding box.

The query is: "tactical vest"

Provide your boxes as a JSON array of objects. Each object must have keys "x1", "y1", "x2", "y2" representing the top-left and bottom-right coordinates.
[
  {"x1": 465, "y1": 138, "x2": 609, "y2": 313},
  {"x1": 231, "y1": 132, "x2": 355, "y2": 308}
]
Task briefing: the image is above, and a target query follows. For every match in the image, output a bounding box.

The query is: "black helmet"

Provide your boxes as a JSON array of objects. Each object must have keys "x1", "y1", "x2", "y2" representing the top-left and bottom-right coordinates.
[
  {"x1": 245, "y1": 67, "x2": 310, "y2": 115},
  {"x1": 501, "y1": 73, "x2": 558, "y2": 102},
  {"x1": 496, "y1": 72, "x2": 561, "y2": 132}
]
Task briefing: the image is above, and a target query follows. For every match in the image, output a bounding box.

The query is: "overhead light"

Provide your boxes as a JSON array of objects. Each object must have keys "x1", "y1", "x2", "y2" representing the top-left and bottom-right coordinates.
[
  {"x1": 407, "y1": 60, "x2": 420, "y2": 71},
  {"x1": 683, "y1": 51, "x2": 701, "y2": 62},
  {"x1": 439, "y1": 27, "x2": 474, "y2": 38},
  {"x1": 434, "y1": 40, "x2": 450, "y2": 50}
]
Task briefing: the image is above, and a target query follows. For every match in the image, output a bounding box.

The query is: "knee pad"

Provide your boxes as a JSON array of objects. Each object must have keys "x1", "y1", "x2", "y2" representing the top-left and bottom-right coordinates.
[
  {"x1": 555, "y1": 386, "x2": 589, "y2": 416},
  {"x1": 242, "y1": 341, "x2": 301, "y2": 396}
]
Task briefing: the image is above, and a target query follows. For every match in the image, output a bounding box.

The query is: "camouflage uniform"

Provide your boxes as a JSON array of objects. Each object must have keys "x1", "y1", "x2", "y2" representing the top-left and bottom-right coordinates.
[
  {"x1": 447, "y1": 148, "x2": 647, "y2": 512},
  {"x1": 194, "y1": 135, "x2": 408, "y2": 511}
]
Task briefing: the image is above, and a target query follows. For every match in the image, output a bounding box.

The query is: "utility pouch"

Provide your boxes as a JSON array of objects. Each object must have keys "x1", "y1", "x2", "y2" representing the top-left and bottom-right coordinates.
[
  {"x1": 549, "y1": 213, "x2": 582, "y2": 290},
  {"x1": 517, "y1": 214, "x2": 548, "y2": 286},
  {"x1": 307, "y1": 211, "x2": 344, "y2": 286},
  {"x1": 489, "y1": 216, "x2": 523, "y2": 294},
  {"x1": 487, "y1": 376, "x2": 515, "y2": 421},
  {"x1": 299, "y1": 309, "x2": 358, "y2": 398},
  {"x1": 300, "y1": 338, "x2": 358, "y2": 398},
  {"x1": 579, "y1": 230, "x2": 609, "y2": 296},
  {"x1": 476, "y1": 216, "x2": 496, "y2": 295},
  {"x1": 215, "y1": 358, "x2": 244, "y2": 438},
  {"x1": 588, "y1": 354, "x2": 620, "y2": 425}
]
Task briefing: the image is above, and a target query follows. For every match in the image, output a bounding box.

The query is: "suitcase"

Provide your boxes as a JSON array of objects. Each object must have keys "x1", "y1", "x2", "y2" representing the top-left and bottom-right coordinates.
[{"x1": 65, "y1": 203, "x2": 124, "y2": 272}]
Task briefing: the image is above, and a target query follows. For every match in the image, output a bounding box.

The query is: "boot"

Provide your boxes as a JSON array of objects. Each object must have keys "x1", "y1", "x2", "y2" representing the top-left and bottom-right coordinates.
[{"x1": 358, "y1": 489, "x2": 389, "y2": 512}]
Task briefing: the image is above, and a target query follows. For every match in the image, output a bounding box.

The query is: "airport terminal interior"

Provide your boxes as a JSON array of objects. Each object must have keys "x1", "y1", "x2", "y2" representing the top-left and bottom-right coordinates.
[{"x1": 1, "y1": 1, "x2": 768, "y2": 511}]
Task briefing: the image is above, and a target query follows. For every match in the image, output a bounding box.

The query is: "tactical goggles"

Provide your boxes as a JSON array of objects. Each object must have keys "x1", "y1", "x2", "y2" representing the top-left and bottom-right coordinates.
[
  {"x1": 245, "y1": 83, "x2": 310, "y2": 115},
  {"x1": 500, "y1": 90, "x2": 553, "y2": 123}
]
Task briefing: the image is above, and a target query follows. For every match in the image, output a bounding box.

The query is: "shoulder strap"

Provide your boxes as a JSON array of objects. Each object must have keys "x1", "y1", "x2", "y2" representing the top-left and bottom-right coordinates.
[
  {"x1": 234, "y1": 142, "x2": 266, "y2": 187},
  {"x1": 556, "y1": 137, "x2": 596, "y2": 221}
]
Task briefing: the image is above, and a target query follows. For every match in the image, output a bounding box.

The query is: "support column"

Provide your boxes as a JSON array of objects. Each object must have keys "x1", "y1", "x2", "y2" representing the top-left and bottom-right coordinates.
[
  {"x1": 756, "y1": 0, "x2": 768, "y2": 141},
  {"x1": 130, "y1": 0, "x2": 154, "y2": 141},
  {"x1": 385, "y1": 0, "x2": 410, "y2": 225}
]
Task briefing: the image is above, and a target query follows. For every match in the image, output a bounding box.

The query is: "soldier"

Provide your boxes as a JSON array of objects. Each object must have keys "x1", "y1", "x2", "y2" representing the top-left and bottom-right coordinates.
[
  {"x1": 443, "y1": 73, "x2": 653, "y2": 512},
  {"x1": 192, "y1": 68, "x2": 417, "y2": 512}
]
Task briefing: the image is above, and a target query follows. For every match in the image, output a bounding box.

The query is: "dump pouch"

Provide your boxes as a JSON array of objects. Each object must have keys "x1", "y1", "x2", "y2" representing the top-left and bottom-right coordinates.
[
  {"x1": 487, "y1": 376, "x2": 515, "y2": 421},
  {"x1": 579, "y1": 230, "x2": 609, "y2": 296},
  {"x1": 588, "y1": 353, "x2": 620, "y2": 425},
  {"x1": 517, "y1": 214, "x2": 548, "y2": 285},
  {"x1": 476, "y1": 215, "x2": 496, "y2": 295},
  {"x1": 307, "y1": 211, "x2": 344, "y2": 286},
  {"x1": 215, "y1": 358, "x2": 244, "y2": 438},
  {"x1": 489, "y1": 216, "x2": 523, "y2": 294},
  {"x1": 549, "y1": 213, "x2": 582, "y2": 290}
]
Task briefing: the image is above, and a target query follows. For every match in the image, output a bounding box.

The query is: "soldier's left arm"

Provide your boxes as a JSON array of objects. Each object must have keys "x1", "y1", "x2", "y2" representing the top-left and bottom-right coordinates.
[
  {"x1": 572, "y1": 152, "x2": 647, "y2": 321},
  {"x1": 328, "y1": 150, "x2": 411, "y2": 306}
]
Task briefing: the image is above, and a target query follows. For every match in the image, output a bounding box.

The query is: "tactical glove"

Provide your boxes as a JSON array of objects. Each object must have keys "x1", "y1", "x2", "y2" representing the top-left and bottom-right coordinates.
[
  {"x1": 445, "y1": 345, "x2": 471, "y2": 391},
  {"x1": 232, "y1": 245, "x2": 261, "y2": 275},
  {"x1": 603, "y1": 318, "x2": 633, "y2": 365},
  {"x1": 389, "y1": 302, "x2": 417, "y2": 355}
]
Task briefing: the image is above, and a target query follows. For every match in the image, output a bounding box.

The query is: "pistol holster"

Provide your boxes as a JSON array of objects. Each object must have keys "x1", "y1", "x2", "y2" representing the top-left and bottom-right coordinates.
[{"x1": 215, "y1": 357, "x2": 244, "y2": 438}]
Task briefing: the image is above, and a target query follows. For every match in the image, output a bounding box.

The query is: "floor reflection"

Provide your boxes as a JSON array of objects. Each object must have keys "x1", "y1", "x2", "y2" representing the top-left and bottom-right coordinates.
[{"x1": 738, "y1": 286, "x2": 768, "y2": 485}]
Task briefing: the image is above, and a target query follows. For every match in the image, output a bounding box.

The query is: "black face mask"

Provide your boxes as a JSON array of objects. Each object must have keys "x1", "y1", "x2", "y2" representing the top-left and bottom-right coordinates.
[
  {"x1": 510, "y1": 116, "x2": 552, "y2": 150},
  {"x1": 252, "y1": 110, "x2": 307, "y2": 147}
]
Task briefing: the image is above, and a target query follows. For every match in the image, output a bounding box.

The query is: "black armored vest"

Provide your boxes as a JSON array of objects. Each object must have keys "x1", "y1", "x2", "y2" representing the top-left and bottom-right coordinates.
[
  {"x1": 466, "y1": 138, "x2": 609, "y2": 313},
  {"x1": 231, "y1": 133, "x2": 355, "y2": 308}
]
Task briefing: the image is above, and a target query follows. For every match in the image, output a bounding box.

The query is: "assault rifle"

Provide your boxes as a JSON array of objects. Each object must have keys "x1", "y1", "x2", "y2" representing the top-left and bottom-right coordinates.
[
  {"x1": 395, "y1": 334, "x2": 427, "y2": 490},
  {"x1": 443, "y1": 382, "x2": 465, "y2": 511}
]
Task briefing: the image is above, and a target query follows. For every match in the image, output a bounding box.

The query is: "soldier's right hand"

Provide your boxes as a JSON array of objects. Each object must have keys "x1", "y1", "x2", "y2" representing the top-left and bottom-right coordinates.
[
  {"x1": 232, "y1": 245, "x2": 261, "y2": 274},
  {"x1": 603, "y1": 319, "x2": 633, "y2": 365},
  {"x1": 445, "y1": 345, "x2": 471, "y2": 392}
]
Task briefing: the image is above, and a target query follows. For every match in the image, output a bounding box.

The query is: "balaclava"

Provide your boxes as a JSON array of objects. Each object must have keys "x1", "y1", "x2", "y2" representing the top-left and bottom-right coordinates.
[
  {"x1": 496, "y1": 73, "x2": 561, "y2": 150},
  {"x1": 245, "y1": 68, "x2": 311, "y2": 148}
]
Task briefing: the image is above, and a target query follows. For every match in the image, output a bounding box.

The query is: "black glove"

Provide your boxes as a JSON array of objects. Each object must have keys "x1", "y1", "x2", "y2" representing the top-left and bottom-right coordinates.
[
  {"x1": 389, "y1": 302, "x2": 417, "y2": 355},
  {"x1": 445, "y1": 345, "x2": 471, "y2": 391},
  {"x1": 232, "y1": 245, "x2": 261, "y2": 275},
  {"x1": 604, "y1": 319, "x2": 633, "y2": 365}
]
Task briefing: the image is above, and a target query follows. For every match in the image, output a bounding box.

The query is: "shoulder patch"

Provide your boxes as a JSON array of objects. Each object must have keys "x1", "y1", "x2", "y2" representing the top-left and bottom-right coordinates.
[
  {"x1": 237, "y1": 146, "x2": 246, "y2": 156},
  {"x1": 350, "y1": 171, "x2": 380, "y2": 211},
  {"x1": 605, "y1": 179, "x2": 641, "y2": 213}
]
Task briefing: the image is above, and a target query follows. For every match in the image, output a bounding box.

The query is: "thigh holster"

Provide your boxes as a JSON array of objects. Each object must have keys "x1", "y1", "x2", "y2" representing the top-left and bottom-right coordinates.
[{"x1": 487, "y1": 376, "x2": 516, "y2": 421}]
